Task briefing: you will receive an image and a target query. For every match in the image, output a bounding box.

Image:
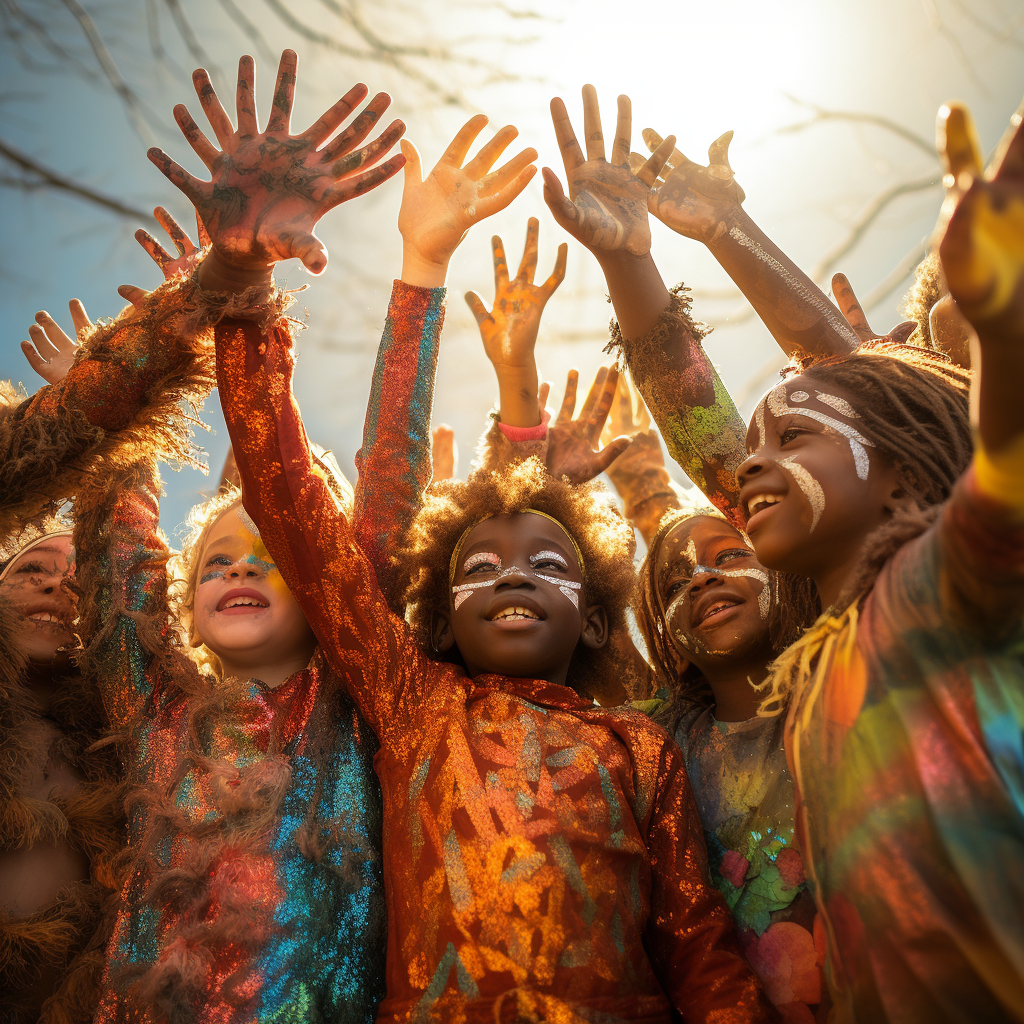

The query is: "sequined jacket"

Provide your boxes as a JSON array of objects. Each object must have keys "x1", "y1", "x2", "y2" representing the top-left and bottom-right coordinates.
[
  {"x1": 216, "y1": 294, "x2": 775, "y2": 1024},
  {"x1": 90, "y1": 280, "x2": 447, "y2": 1023}
]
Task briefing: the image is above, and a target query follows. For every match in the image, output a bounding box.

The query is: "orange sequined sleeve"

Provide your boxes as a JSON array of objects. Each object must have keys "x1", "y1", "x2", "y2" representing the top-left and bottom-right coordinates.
[
  {"x1": 215, "y1": 315, "x2": 441, "y2": 742},
  {"x1": 642, "y1": 731, "x2": 777, "y2": 1022}
]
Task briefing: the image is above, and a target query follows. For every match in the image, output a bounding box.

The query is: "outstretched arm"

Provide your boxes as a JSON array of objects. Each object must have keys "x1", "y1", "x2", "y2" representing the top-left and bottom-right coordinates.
[
  {"x1": 543, "y1": 87, "x2": 746, "y2": 524},
  {"x1": 638, "y1": 128, "x2": 862, "y2": 358}
]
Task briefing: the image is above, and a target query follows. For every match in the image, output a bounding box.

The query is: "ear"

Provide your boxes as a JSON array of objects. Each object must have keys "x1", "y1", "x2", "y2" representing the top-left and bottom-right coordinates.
[
  {"x1": 878, "y1": 462, "x2": 917, "y2": 516},
  {"x1": 579, "y1": 603, "x2": 609, "y2": 649},
  {"x1": 430, "y1": 610, "x2": 456, "y2": 653}
]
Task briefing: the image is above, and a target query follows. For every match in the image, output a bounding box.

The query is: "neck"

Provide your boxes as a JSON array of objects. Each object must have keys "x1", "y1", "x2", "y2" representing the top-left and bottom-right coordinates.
[
  {"x1": 217, "y1": 649, "x2": 313, "y2": 690},
  {"x1": 23, "y1": 663, "x2": 62, "y2": 710},
  {"x1": 700, "y1": 656, "x2": 771, "y2": 723},
  {"x1": 813, "y1": 556, "x2": 860, "y2": 612}
]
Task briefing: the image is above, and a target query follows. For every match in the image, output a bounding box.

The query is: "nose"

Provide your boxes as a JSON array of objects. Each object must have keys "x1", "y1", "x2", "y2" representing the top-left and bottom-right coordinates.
[
  {"x1": 495, "y1": 566, "x2": 533, "y2": 590},
  {"x1": 686, "y1": 568, "x2": 723, "y2": 598},
  {"x1": 227, "y1": 559, "x2": 263, "y2": 579},
  {"x1": 737, "y1": 452, "x2": 771, "y2": 490}
]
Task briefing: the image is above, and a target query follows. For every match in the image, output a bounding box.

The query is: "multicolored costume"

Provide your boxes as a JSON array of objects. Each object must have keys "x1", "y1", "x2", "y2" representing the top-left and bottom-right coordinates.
[
  {"x1": 215, "y1": 294, "x2": 774, "y2": 1023},
  {"x1": 768, "y1": 461, "x2": 1024, "y2": 1022},
  {"x1": 76, "y1": 277, "x2": 443, "y2": 1023}
]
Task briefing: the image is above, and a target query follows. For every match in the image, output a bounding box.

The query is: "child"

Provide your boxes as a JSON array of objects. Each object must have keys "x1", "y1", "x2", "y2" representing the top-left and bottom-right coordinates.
[{"x1": 731, "y1": 98, "x2": 1024, "y2": 1021}]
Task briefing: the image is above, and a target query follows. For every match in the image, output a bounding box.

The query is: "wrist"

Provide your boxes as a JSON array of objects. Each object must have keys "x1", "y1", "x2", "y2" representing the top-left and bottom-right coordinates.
[
  {"x1": 496, "y1": 366, "x2": 541, "y2": 429},
  {"x1": 705, "y1": 206, "x2": 753, "y2": 255},
  {"x1": 401, "y1": 243, "x2": 449, "y2": 289},
  {"x1": 197, "y1": 248, "x2": 274, "y2": 295}
]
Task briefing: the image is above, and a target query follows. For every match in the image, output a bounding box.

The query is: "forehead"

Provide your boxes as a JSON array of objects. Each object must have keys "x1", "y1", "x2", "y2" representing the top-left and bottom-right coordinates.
[
  {"x1": 657, "y1": 515, "x2": 745, "y2": 572},
  {"x1": 202, "y1": 504, "x2": 258, "y2": 553},
  {"x1": 747, "y1": 374, "x2": 861, "y2": 443},
  {"x1": 8, "y1": 538, "x2": 73, "y2": 568},
  {"x1": 462, "y1": 512, "x2": 577, "y2": 563}
]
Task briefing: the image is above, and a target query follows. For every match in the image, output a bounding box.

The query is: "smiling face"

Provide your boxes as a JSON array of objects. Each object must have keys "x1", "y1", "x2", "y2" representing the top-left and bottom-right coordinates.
[
  {"x1": 738, "y1": 375, "x2": 901, "y2": 583},
  {"x1": 192, "y1": 504, "x2": 315, "y2": 677},
  {"x1": 440, "y1": 511, "x2": 607, "y2": 688},
  {"x1": 657, "y1": 516, "x2": 774, "y2": 673},
  {"x1": 0, "y1": 535, "x2": 76, "y2": 665}
]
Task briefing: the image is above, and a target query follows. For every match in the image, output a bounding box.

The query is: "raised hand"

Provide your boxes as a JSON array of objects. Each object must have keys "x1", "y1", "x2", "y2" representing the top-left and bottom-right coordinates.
[
  {"x1": 398, "y1": 114, "x2": 537, "y2": 287},
  {"x1": 149, "y1": 49, "x2": 406, "y2": 277},
  {"x1": 465, "y1": 218, "x2": 567, "y2": 427},
  {"x1": 544, "y1": 86, "x2": 675, "y2": 259},
  {"x1": 831, "y1": 273, "x2": 916, "y2": 345},
  {"x1": 21, "y1": 300, "x2": 92, "y2": 384},
  {"x1": 431, "y1": 424, "x2": 457, "y2": 481},
  {"x1": 545, "y1": 366, "x2": 633, "y2": 484},
  {"x1": 118, "y1": 206, "x2": 210, "y2": 306},
  {"x1": 632, "y1": 129, "x2": 746, "y2": 245},
  {"x1": 601, "y1": 373, "x2": 651, "y2": 448}
]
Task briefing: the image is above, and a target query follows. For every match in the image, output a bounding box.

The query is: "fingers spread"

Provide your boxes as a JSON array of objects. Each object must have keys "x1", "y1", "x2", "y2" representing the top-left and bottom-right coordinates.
[
  {"x1": 331, "y1": 119, "x2": 406, "y2": 179},
  {"x1": 303, "y1": 83, "x2": 369, "y2": 147},
  {"x1": 579, "y1": 365, "x2": 608, "y2": 423},
  {"x1": 464, "y1": 124, "x2": 518, "y2": 179},
  {"x1": 541, "y1": 166, "x2": 579, "y2": 229},
  {"x1": 465, "y1": 290, "x2": 491, "y2": 325},
  {"x1": 582, "y1": 84, "x2": 605, "y2": 163},
  {"x1": 635, "y1": 134, "x2": 675, "y2": 186},
  {"x1": 478, "y1": 148, "x2": 538, "y2": 199},
  {"x1": 21, "y1": 339, "x2": 49, "y2": 375},
  {"x1": 28, "y1": 321, "x2": 60, "y2": 359},
  {"x1": 475, "y1": 164, "x2": 537, "y2": 221},
  {"x1": 441, "y1": 113, "x2": 489, "y2": 168},
  {"x1": 549, "y1": 97, "x2": 584, "y2": 174},
  {"x1": 154, "y1": 206, "x2": 196, "y2": 255},
  {"x1": 556, "y1": 369, "x2": 579, "y2": 424},
  {"x1": 588, "y1": 366, "x2": 618, "y2": 441},
  {"x1": 831, "y1": 272, "x2": 873, "y2": 341},
  {"x1": 540, "y1": 242, "x2": 568, "y2": 298},
  {"x1": 322, "y1": 152, "x2": 406, "y2": 210},
  {"x1": 148, "y1": 147, "x2": 205, "y2": 205},
  {"x1": 68, "y1": 299, "x2": 92, "y2": 337},
  {"x1": 174, "y1": 104, "x2": 220, "y2": 169},
  {"x1": 266, "y1": 49, "x2": 297, "y2": 134},
  {"x1": 235, "y1": 55, "x2": 258, "y2": 138},
  {"x1": 515, "y1": 217, "x2": 540, "y2": 284},
  {"x1": 192, "y1": 69, "x2": 233, "y2": 147},
  {"x1": 610, "y1": 94, "x2": 632, "y2": 167}
]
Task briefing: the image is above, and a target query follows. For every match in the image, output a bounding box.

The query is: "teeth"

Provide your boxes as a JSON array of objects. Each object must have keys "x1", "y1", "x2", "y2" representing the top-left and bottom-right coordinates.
[
  {"x1": 28, "y1": 612, "x2": 58, "y2": 623},
  {"x1": 493, "y1": 606, "x2": 540, "y2": 621},
  {"x1": 748, "y1": 493, "x2": 781, "y2": 515},
  {"x1": 223, "y1": 596, "x2": 267, "y2": 609},
  {"x1": 699, "y1": 599, "x2": 737, "y2": 624}
]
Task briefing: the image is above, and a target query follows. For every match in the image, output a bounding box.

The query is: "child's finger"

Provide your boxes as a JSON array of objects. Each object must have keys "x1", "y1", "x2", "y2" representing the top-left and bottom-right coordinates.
[
  {"x1": 196, "y1": 209, "x2": 212, "y2": 247},
  {"x1": 549, "y1": 97, "x2": 584, "y2": 173},
  {"x1": 556, "y1": 369, "x2": 579, "y2": 424},
  {"x1": 302, "y1": 82, "x2": 368, "y2": 147},
  {"x1": 579, "y1": 366, "x2": 608, "y2": 423},
  {"x1": 147, "y1": 148, "x2": 205, "y2": 206},
  {"x1": 588, "y1": 366, "x2": 619, "y2": 441},
  {"x1": 36, "y1": 312, "x2": 75, "y2": 353},
  {"x1": 235, "y1": 55, "x2": 259, "y2": 139},
  {"x1": 538, "y1": 381, "x2": 551, "y2": 412},
  {"x1": 477, "y1": 148, "x2": 537, "y2": 199},
  {"x1": 491, "y1": 236, "x2": 509, "y2": 291},
  {"x1": 323, "y1": 153, "x2": 406, "y2": 209},
  {"x1": 539, "y1": 242, "x2": 568, "y2": 298},
  {"x1": 707, "y1": 131, "x2": 735, "y2": 173},
  {"x1": 399, "y1": 139, "x2": 423, "y2": 187},
  {"x1": 610, "y1": 94, "x2": 632, "y2": 167},
  {"x1": 320, "y1": 93, "x2": 391, "y2": 162},
  {"x1": 541, "y1": 167, "x2": 579, "y2": 231},
  {"x1": 173, "y1": 104, "x2": 220, "y2": 170},
  {"x1": 516, "y1": 217, "x2": 539, "y2": 284},
  {"x1": 331, "y1": 119, "x2": 406, "y2": 179},
  {"x1": 642, "y1": 127, "x2": 688, "y2": 173},
  {"x1": 887, "y1": 320, "x2": 919, "y2": 344},
  {"x1": 136, "y1": 229, "x2": 172, "y2": 269},
  {"x1": 593, "y1": 435, "x2": 633, "y2": 473},
  {"x1": 938, "y1": 103, "x2": 983, "y2": 186},
  {"x1": 118, "y1": 284, "x2": 148, "y2": 306},
  {"x1": 990, "y1": 95, "x2": 1024, "y2": 180},
  {"x1": 635, "y1": 135, "x2": 675, "y2": 187},
  {"x1": 191, "y1": 68, "x2": 234, "y2": 148},
  {"x1": 464, "y1": 124, "x2": 518, "y2": 179},
  {"x1": 831, "y1": 273, "x2": 873, "y2": 341},
  {"x1": 266, "y1": 49, "x2": 297, "y2": 134},
  {"x1": 154, "y1": 206, "x2": 193, "y2": 256},
  {"x1": 581, "y1": 84, "x2": 605, "y2": 163},
  {"x1": 28, "y1": 322, "x2": 60, "y2": 360},
  {"x1": 21, "y1": 339, "x2": 50, "y2": 377},
  {"x1": 464, "y1": 291, "x2": 491, "y2": 326},
  {"x1": 440, "y1": 114, "x2": 489, "y2": 168},
  {"x1": 68, "y1": 299, "x2": 92, "y2": 338},
  {"x1": 474, "y1": 165, "x2": 537, "y2": 221},
  {"x1": 288, "y1": 230, "x2": 329, "y2": 276}
]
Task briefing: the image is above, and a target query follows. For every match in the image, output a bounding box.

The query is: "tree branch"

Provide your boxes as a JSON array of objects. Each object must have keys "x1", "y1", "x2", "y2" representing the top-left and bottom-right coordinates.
[{"x1": 0, "y1": 138, "x2": 149, "y2": 219}]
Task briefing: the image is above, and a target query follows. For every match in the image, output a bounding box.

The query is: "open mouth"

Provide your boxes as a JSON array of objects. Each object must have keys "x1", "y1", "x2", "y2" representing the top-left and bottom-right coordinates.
[
  {"x1": 743, "y1": 491, "x2": 785, "y2": 533},
  {"x1": 25, "y1": 610, "x2": 66, "y2": 627},
  {"x1": 694, "y1": 598, "x2": 740, "y2": 628},
  {"x1": 490, "y1": 605, "x2": 541, "y2": 623},
  {"x1": 217, "y1": 589, "x2": 269, "y2": 613}
]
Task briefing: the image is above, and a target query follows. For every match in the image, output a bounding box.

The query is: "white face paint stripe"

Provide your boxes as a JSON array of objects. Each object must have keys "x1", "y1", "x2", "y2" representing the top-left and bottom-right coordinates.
[
  {"x1": 814, "y1": 391, "x2": 859, "y2": 419},
  {"x1": 755, "y1": 401, "x2": 766, "y2": 450},
  {"x1": 766, "y1": 384, "x2": 873, "y2": 480},
  {"x1": 451, "y1": 566, "x2": 582, "y2": 610},
  {"x1": 662, "y1": 564, "x2": 772, "y2": 632},
  {"x1": 779, "y1": 455, "x2": 826, "y2": 531}
]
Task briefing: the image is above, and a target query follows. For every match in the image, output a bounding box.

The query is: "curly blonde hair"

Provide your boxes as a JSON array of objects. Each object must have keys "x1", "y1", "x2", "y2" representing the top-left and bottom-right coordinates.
[
  {"x1": 901, "y1": 250, "x2": 946, "y2": 349},
  {"x1": 398, "y1": 458, "x2": 637, "y2": 694}
]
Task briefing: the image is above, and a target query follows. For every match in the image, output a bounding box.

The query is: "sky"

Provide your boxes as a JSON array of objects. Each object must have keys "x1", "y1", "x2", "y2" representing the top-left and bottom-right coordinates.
[{"x1": 1, "y1": 0, "x2": 1022, "y2": 540}]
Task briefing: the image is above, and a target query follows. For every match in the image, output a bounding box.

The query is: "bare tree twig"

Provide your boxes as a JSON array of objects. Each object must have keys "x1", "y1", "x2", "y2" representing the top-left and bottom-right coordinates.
[
  {"x1": 776, "y1": 95, "x2": 935, "y2": 158},
  {"x1": 921, "y1": 0, "x2": 987, "y2": 91},
  {"x1": 860, "y1": 240, "x2": 930, "y2": 312},
  {"x1": 161, "y1": 0, "x2": 218, "y2": 75},
  {"x1": 0, "y1": 137, "x2": 150, "y2": 219},
  {"x1": 1, "y1": 0, "x2": 100, "y2": 80},
  {"x1": 947, "y1": 0, "x2": 1024, "y2": 48},
  {"x1": 216, "y1": 0, "x2": 277, "y2": 64},
  {"x1": 58, "y1": 0, "x2": 158, "y2": 144}
]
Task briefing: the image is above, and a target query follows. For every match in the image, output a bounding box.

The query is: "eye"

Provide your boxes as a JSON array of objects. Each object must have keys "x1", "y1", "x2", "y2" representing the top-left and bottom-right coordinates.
[
  {"x1": 204, "y1": 555, "x2": 232, "y2": 567},
  {"x1": 17, "y1": 561, "x2": 44, "y2": 574},
  {"x1": 716, "y1": 548, "x2": 753, "y2": 566},
  {"x1": 664, "y1": 575, "x2": 690, "y2": 599},
  {"x1": 463, "y1": 552, "x2": 500, "y2": 576},
  {"x1": 780, "y1": 426, "x2": 807, "y2": 445}
]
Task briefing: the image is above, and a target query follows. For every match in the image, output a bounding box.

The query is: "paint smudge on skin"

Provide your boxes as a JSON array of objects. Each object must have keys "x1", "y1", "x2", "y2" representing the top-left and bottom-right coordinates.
[
  {"x1": 728, "y1": 227, "x2": 860, "y2": 347},
  {"x1": 766, "y1": 384, "x2": 874, "y2": 480},
  {"x1": 780, "y1": 455, "x2": 826, "y2": 531}
]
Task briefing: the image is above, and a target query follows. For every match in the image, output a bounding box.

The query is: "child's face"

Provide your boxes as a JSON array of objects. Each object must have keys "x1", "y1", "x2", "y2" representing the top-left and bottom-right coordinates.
[
  {"x1": 656, "y1": 516, "x2": 773, "y2": 668},
  {"x1": 738, "y1": 375, "x2": 898, "y2": 579},
  {"x1": 193, "y1": 505, "x2": 315, "y2": 675},
  {"x1": 443, "y1": 512, "x2": 606, "y2": 686},
  {"x1": 0, "y1": 536, "x2": 75, "y2": 665}
]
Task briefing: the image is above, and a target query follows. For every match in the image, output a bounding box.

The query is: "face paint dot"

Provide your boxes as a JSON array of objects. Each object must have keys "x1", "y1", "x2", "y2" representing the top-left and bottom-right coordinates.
[{"x1": 790, "y1": 391, "x2": 809, "y2": 403}]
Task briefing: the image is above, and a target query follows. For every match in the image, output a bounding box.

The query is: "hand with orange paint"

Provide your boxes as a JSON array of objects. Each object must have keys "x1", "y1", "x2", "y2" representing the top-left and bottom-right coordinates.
[
  {"x1": 149, "y1": 49, "x2": 406, "y2": 291},
  {"x1": 398, "y1": 116, "x2": 537, "y2": 289},
  {"x1": 465, "y1": 218, "x2": 567, "y2": 428},
  {"x1": 545, "y1": 367, "x2": 633, "y2": 485}
]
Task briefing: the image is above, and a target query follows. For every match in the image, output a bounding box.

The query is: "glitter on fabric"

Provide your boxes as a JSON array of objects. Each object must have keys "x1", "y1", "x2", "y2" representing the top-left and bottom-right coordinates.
[
  {"x1": 779, "y1": 456, "x2": 825, "y2": 531},
  {"x1": 217, "y1": 308, "x2": 776, "y2": 1023},
  {"x1": 761, "y1": 466, "x2": 1024, "y2": 1020}
]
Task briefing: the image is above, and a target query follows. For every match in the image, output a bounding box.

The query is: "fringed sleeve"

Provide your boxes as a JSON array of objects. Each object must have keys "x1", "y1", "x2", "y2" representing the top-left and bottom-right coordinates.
[
  {"x1": 605, "y1": 286, "x2": 748, "y2": 528},
  {"x1": 470, "y1": 410, "x2": 549, "y2": 475},
  {"x1": 605, "y1": 429, "x2": 684, "y2": 546},
  {"x1": 352, "y1": 280, "x2": 446, "y2": 611},
  {"x1": 0, "y1": 271, "x2": 292, "y2": 539}
]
